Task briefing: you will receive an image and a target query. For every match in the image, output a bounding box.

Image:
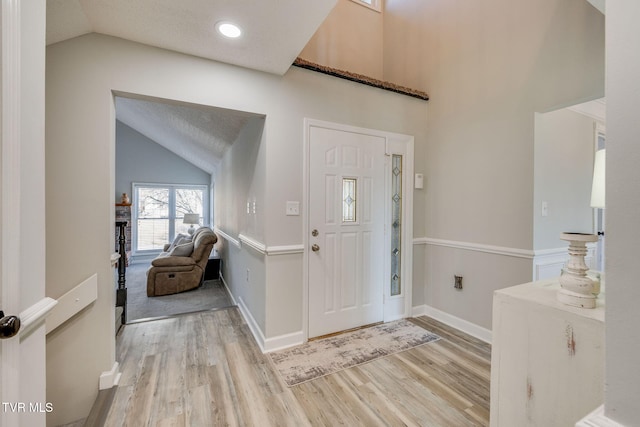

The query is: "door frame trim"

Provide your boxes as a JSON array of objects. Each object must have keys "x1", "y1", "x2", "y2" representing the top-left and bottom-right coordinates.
[
  {"x1": 302, "y1": 118, "x2": 415, "y2": 341},
  {"x1": 1, "y1": 1, "x2": 24, "y2": 422}
]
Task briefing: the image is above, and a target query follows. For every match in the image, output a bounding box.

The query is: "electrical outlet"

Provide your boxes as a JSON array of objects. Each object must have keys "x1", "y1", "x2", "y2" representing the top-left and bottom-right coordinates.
[
  {"x1": 246, "y1": 268, "x2": 250, "y2": 282},
  {"x1": 454, "y1": 275, "x2": 463, "y2": 290}
]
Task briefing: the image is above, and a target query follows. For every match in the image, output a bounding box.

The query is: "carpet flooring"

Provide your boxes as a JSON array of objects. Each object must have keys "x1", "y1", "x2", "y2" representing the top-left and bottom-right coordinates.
[
  {"x1": 269, "y1": 319, "x2": 440, "y2": 386},
  {"x1": 124, "y1": 263, "x2": 233, "y2": 322}
]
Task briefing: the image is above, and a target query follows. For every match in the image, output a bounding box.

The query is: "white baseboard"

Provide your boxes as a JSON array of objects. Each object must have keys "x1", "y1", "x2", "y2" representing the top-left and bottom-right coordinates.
[
  {"x1": 236, "y1": 297, "x2": 267, "y2": 353},
  {"x1": 223, "y1": 275, "x2": 304, "y2": 353},
  {"x1": 412, "y1": 304, "x2": 492, "y2": 344},
  {"x1": 411, "y1": 305, "x2": 427, "y2": 317},
  {"x1": 219, "y1": 273, "x2": 237, "y2": 306},
  {"x1": 99, "y1": 362, "x2": 121, "y2": 390},
  {"x1": 220, "y1": 273, "x2": 268, "y2": 352},
  {"x1": 264, "y1": 331, "x2": 304, "y2": 353},
  {"x1": 576, "y1": 405, "x2": 624, "y2": 427}
]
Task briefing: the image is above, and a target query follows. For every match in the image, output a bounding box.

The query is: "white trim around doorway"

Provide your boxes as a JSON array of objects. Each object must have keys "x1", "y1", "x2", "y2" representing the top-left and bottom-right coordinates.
[{"x1": 302, "y1": 118, "x2": 415, "y2": 342}]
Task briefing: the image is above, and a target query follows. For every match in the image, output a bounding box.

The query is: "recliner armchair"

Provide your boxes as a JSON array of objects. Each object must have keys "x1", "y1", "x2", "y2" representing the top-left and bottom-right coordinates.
[{"x1": 146, "y1": 227, "x2": 217, "y2": 297}]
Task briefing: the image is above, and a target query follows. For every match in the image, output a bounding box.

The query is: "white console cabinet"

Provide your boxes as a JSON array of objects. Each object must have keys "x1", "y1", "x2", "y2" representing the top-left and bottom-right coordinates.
[{"x1": 490, "y1": 279, "x2": 604, "y2": 427}]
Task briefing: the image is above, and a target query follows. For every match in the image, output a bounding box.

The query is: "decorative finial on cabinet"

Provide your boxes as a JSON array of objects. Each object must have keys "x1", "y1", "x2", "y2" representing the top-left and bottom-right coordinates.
[{"x1": 558, "y1": 232, "x2": 599, "y2": 308}]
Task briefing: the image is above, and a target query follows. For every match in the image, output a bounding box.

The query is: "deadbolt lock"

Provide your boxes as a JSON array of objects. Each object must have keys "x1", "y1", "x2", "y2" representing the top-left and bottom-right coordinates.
[{"x1": 311, "y1": 229, "x2": 319, "y2": 237}]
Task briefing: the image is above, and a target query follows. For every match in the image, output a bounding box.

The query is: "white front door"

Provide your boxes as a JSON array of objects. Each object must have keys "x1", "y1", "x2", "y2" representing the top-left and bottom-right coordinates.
[
  {"x1": 308, "y1": 126, "x2": 386, "y2": 338},
  {"x1": 1, "y1": 0, "x2": 52, "y2": 425}
]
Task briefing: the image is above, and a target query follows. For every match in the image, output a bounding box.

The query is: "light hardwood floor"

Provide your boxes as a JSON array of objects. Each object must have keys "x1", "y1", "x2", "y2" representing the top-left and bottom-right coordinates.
[{"x1": 101, "y1": 308, "x2": 490, "y2": 426}]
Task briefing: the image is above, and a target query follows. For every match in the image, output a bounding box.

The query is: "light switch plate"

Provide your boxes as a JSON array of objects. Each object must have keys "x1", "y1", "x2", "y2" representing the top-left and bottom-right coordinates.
[
  {"x1": 286, "y1": 201, "x2": 300, "y2": 216},
  {"x1": 541, "y1": 201, "x2": 549, "y2": 217}
]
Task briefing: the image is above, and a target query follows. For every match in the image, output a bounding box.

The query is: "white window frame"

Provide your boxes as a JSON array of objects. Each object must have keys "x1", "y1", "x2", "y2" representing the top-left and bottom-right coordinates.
[
  {"x1": 349, "y1": 0, "x2": 381, "y2": 12},
  {"x1": 132, "y1": 182, "x2": 209, "y2": 255}
]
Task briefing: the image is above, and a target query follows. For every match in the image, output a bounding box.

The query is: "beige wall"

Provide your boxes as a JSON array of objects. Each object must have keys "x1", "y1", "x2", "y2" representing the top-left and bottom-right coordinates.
[
  {"x1": 214, "y1": 117, "x2": 266, "y2": 240},
  {"x1": 46, "y1": 33, "x2": 427, "y2": 424},
  {"x1": 385, "y1": 0, "x2": 604, "y2": 247},
  {"x1": 299, "y1": 0, "x2": 383, "y2": 79},
  {"x1": 215, "y1": 116, "x2": 268, "y2": 331},
  {"x1": 46, "y1": 36, "x2": 117, "y2": 425},
  {"x1": 383, "y1": 0, "x2": 604, "y2": 329}
]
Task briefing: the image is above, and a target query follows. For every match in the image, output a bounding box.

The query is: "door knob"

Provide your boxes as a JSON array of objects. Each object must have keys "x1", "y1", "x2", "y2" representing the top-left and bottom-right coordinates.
[
  {"x1": 0, "y1": 311, "x2": 20, "y2": 339},
  {"x1": 311, "y1": 244, "x2": 320, "y2": 252}
]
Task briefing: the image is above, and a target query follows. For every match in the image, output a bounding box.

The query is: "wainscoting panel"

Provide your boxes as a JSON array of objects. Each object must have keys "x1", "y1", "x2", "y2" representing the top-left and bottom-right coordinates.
[
  {"x1": 532, "y1": 243, "x2": 596, "y2": 281},
  {"x1": 415, "y1": 237, "x2": 597, "y2": 283},
  {"x1": 416, "y1": 237, "x2": 533, "y2": 337}
]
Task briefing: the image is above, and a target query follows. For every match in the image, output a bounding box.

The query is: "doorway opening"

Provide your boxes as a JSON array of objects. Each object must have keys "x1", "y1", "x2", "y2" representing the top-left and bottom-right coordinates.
[
  {"x1": 113, "y1": 93, "x2": 261, "y2": 325},
  {"x1": 532, "y1": 98, "x2": 605, "y2": 281}
]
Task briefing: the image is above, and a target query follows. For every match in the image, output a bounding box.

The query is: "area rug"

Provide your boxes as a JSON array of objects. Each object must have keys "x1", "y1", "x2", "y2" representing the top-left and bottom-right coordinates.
[
  {"x1": 269, "y1": 319, "x2": 440, "y2": 386},
  {"x1": 124, "y1": 263, "x2": 234, "y2": 321}
]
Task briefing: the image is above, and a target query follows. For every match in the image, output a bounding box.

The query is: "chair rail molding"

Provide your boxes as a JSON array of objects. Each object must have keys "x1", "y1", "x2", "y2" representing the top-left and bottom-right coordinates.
[
  {"x1": 414, "y1": 237, "x2": 534, "y2": 259},
  {"x1": 414, "y1": 237, "x2": 597, "y2": 282},
  {"x1": 213, "y1": 227, "x2": 240, "y2": 248},
  {"x1": 238, "y1": 234, "x2": 266, "y2": 254},
  {"x1": 266, "y1": 244, "x2": 305, "y2": 256},
  {"x1": 237, "y1": 233, "x2": 304, "y2": 256}
]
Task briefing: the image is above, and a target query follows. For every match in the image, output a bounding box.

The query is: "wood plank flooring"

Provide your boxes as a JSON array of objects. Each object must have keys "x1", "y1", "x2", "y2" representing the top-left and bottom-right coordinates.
[{"x1": 101, "y1": 308, "x2": 490, "y2": 426}]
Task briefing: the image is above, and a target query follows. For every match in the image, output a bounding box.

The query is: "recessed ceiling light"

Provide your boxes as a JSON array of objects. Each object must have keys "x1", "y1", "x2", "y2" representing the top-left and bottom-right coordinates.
[{"x1": 216, "y1": 21, "x2": 242, "y2": 38}]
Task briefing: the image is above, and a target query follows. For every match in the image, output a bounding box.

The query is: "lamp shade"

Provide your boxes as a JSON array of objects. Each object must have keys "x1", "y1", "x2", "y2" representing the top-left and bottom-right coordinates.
[
  {"x1": 183, "y1": 213, "x2": 200, "y2": 225},
  {"x1": 590, "y1": 149, "x2": 605, "y2": 209}
]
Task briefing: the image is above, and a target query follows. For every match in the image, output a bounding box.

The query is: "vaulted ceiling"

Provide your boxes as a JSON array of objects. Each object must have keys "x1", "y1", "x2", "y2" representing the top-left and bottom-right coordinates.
[
  {"x1": 48, "y1": 0, "x2": 337, "y2": 173},
  {"x1": 115, "y1": 97, "x2": 264, "y2": 175},
  {"x1": 47, "y1": 0, "x2": 337, "y2": 75}
]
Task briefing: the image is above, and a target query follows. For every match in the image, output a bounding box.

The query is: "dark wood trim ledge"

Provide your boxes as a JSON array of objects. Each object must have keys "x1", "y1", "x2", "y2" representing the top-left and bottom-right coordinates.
[{"x1": 292, "y1": 58, "x2": 429, "y2": 101}]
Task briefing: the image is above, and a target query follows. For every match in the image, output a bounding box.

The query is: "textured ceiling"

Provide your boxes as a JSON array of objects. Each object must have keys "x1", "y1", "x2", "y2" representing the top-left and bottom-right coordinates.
[
  {"x1": 116, "y1": 97, "x2": 263, "y2": 174},
  {"x1": 48, "y1": 0, "x2": 335, "y2": 172}
]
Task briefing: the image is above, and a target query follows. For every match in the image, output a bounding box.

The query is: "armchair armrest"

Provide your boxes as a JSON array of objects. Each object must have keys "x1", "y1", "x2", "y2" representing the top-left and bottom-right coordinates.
[{"x1": 151, "y1": 256, "x2": 196, "y2": 268}]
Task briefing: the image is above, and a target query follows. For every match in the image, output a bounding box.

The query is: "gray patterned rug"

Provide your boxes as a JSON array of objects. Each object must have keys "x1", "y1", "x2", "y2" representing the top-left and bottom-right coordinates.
[{"x1": 269, "y1": 319, "x2": 440, "y2": 387}]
